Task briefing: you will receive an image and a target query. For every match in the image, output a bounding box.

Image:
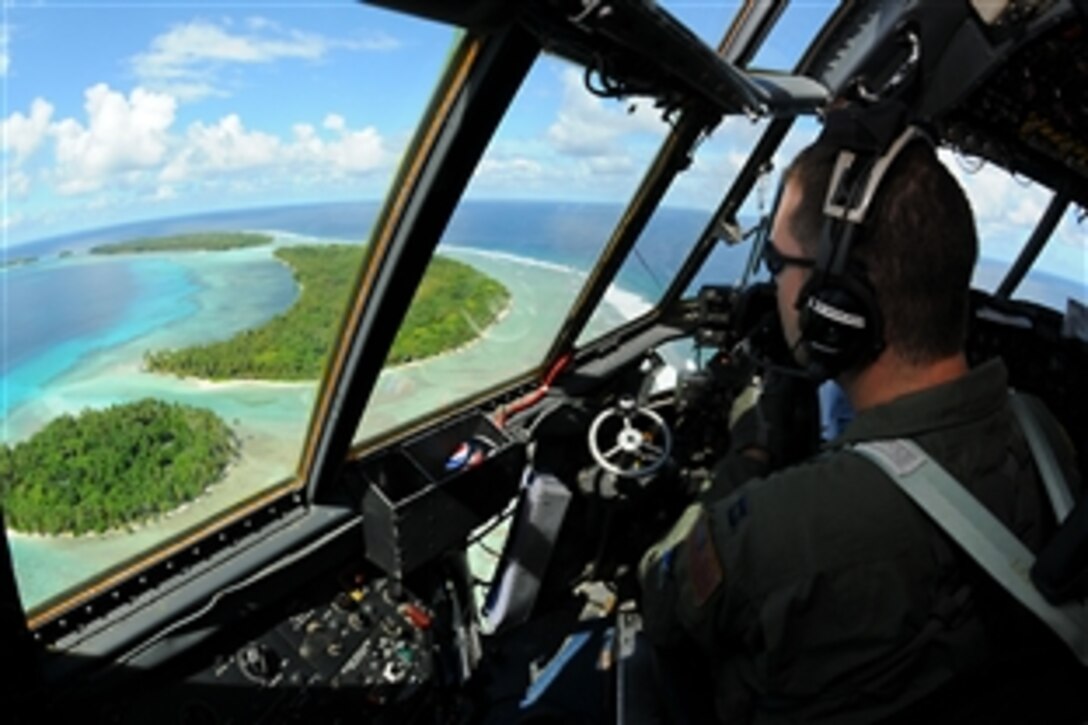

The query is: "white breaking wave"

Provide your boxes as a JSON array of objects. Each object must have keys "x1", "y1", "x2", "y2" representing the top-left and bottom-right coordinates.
[
  {"x1": 603, "y1": 282, "x2": 653, "y2": 321},
  {"x1": 441, "y1": 244, "x2": 653, "y2": 323},
  {"x1": 440, "y1": 244, "x2": 587, "y2": 278}
]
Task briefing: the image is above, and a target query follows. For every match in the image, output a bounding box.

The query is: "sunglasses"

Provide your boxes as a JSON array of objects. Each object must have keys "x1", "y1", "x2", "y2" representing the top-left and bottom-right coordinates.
[{"x1": 761, "y1": 239, "x2": 816, "y2": 276}]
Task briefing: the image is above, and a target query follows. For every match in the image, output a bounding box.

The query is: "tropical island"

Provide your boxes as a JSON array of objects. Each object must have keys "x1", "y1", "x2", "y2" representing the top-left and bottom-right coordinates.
[
  {"x1": 1, "y1": 255, "x2": 39, "y2": 269},
  {"x1": 91, "y1": 231, "x2": 273, "y2": 254},
  {"x1": 0, "y1": 239, "x2": 508, "y2": 536},
  {"x1": 0, "y1": 399, "x2": 237, "y2": 536},
  {"x1": 145, "y1": 244, "x2": 510, "y2": 380}
]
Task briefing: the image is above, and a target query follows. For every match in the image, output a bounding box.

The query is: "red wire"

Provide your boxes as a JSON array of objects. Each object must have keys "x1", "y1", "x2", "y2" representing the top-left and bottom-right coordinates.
[{"x1": 495, "y1": 352, "x2": 572, "y2": 428}]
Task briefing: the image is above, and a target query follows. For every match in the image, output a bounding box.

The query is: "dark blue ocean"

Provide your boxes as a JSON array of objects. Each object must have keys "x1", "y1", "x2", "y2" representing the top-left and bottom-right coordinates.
[
  {"x1": 1, "y1": 201, "x2": 714, "y2": 422},
  {"x1": 2, "y1": 200, "x2": 1082, "y2": 425},
  {"x1": 9, "y1": 199, "x2": 727, "y2": 300}
]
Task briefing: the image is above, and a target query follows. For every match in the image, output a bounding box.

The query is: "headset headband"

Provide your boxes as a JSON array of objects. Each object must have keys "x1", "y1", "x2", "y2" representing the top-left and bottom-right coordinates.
[
  {"x1": 794, "y1": 104, "x2": 933, "y2": 381},
  {"x1": 824, "y1": 126, "x2": 930, "y2": 227}
]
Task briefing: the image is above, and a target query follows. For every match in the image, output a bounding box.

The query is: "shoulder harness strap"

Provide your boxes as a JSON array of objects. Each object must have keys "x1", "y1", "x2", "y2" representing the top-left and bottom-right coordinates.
[
  {"x1": 852, "y1": 438, "x2": 1088, "y2": 666},
  {"x1": 1009, "y1": 392, "x2": 1075, "y2": 523}
]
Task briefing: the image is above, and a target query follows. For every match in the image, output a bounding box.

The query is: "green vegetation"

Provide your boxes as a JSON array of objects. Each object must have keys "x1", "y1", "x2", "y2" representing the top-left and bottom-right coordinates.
[
  {"x1": 391, "y1": 255, "x2": 510, "y2": 365},
  {"x1": 145, "y1": 245, "x2": 510, "y2": 380},
  {"x1": 1, "y1": 255, "x2": 39, "y2": 269},
  {"x1": 0, "y1": 400, "x2": 237, "y2": 536},
  {"x1": 91, "y1": 232, "x2": 272, "y2": 254}
]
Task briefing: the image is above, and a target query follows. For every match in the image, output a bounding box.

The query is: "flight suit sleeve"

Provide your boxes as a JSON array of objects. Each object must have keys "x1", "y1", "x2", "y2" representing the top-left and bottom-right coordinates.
[
  {"x1": 705, "y1": 449, "x2": 768, "y2": 503},
  {"x1": 639, "y1": 502, "x2": 730, "y2": 647}
]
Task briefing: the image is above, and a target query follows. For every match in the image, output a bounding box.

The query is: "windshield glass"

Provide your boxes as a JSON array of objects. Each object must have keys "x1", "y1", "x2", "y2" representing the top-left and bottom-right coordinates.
[
  {"x1": 662, "y1": 0, "x2": 740, "y2": 48},
  {"x1": 355, "y1": 53, "x2": 673, "y2": 440},
  {"x1": 2, "y1": 3, "x2": 450, "y2": 612},
  {"x1": 1025, "y1": 207, "x2": 1087, "y2": 309},
  {"x1": 575, "y1": 115, "x2": 770, "y2": 344},
  {"x1": 943, "y1": 152, "x2": 1086, "y2": 308},
  {"x1": 747, "y1": 1, "x2": 837, "y2": 70}
]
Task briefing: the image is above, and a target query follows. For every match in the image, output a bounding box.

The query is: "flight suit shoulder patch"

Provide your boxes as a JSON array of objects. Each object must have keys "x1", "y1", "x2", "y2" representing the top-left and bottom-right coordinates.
[
  {"x1": 686, "y1": 511, "x2": 723, "y2": 607},
  {"x1": 727, "y1": 494, "x2": 749, "y2": 530}
]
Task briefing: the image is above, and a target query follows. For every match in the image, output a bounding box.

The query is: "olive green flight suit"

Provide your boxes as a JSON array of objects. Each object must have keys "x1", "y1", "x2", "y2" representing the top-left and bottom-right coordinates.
[{"x1": 640, "y1": 359, "x2": 1081, "y2": 723}]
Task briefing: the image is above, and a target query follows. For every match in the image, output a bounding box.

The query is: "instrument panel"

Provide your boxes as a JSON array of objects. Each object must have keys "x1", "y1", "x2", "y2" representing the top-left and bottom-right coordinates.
[{"x1": 69, "y1": 560, "x2": 475, "y2": 725}]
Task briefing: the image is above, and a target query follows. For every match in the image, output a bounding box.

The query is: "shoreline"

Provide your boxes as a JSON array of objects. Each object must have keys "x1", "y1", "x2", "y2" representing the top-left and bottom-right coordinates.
[
  {"x1": 4, "y1": 297, "x2": 515, "y2": 545},
  {"x1": 5, "y1": 452, "x2": 242, "y2": 541},
  {"x1": 0, "y1": 244, "x2": 289, "y2": 432},
  {"x1": 4, "y1": 239, "x2": 647, "y2": 607},
  {"x1": 386, "y1": 296, "x2": 514, "y2": 373}
]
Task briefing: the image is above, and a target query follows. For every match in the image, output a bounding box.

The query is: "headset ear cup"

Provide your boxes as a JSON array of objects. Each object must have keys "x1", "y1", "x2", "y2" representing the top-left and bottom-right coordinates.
[{"x1": 797, "y1": 273, "x2": 883, "y2": 378}]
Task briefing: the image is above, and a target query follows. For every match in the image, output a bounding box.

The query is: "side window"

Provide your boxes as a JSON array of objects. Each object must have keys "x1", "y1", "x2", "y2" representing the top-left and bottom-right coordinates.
[
  {"x1": 1028, "y1": 207, "x2": 1087, "y2": 309},
  {"x1": 944, "y1": 151, "x2": 1085, "y2": 310}
]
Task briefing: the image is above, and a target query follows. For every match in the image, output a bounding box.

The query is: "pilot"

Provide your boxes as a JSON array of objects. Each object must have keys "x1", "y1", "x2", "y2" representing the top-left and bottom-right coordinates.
[{"x1": 638, "y1": 118, "x2": 1082, "y2": 722}]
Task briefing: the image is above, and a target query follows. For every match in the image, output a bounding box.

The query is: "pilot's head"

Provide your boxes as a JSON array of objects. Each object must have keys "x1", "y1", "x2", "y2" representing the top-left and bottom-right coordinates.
[{"x1": 769, "y1": 137, "x2": 978, "y2": 379}]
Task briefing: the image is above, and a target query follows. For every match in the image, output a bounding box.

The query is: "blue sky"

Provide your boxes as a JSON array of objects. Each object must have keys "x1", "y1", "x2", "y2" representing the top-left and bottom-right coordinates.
[
  {"x1": 1, "y1": 1, "x2": 1084, "y2": 286},
  {"x1": 3, "y1": 1, "x2": 457, "y2": 244}
]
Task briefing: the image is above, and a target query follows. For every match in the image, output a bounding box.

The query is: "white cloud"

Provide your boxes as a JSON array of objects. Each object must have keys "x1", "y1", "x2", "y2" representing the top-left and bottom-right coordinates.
[
  {"x1": 6, "y1": 169, "x2": 30, "y2": 198},
  {"x1": 291, "y1": 123, "x2": 323, "y2": 155},
  {"x1": 656, "y1": 114, "x2": 776, "y2": 212},
  {"x1": 466, "y1": 154, "x2": 556, "y2": 199},
  {"x1": 323, "y1": 125, "x2": 386, "y2": 173},
  {"x1": 162, "y1": 113, "x2": 280, "y2": 181},
  {"x1": 132, "y1": 19, "x2": 328, "y2": 100},
  {"x1": 286, "y1": 115, "x2": 387, "y2": 174},
  {"x1": 547, "y1": 68, "x2": 664, "y2": 157},
  {"x1": 1055, "y1": 210, "x2": 1087, "y2": 250},
  {"x1": 132, "y1": 19, "x2": 398, "y2": 102},
  {"x1": 477, "y1": 156, "x2": 546, "y2": 181},
  {"x1": 691, "y1": 148, "x2": 749, "y2": 179},
  {"x1": 586, "y1": 154, "x2": 635, "y2": 175},
  {"x1": 940, "y1": 149, "x2": 1051, "y2": 230},
  {"x1": 18, "y1": 84, "x2": 392, "y2": 207},
  {"x1": 323, "y1": 113, "x2": 346, "y2": 132},
  {"x1": 3, "y1": 98, "x2": 54, "y2": 164},
  {"x1": 151, "y1": 185, "x2": 176, "y2": 201},
  {"x1": 246, "y1": 16, "x2": 277, "y2": 32},
  {"x1": 347, "y1": 31, "x2": 401, "y2": 52},
  {"x1": 50, "y1": 84, "x2": 176, "y2": 195},
  {"x1": 1, "y1": 211, "x2": 23, "y2": 230},
  {"x1": 139, "y1": 19, "x2": 325, "y2": 66},
  {"x1": 1009, "y1": 195, "x2": 1047, "y2": 226},
  {"x1": 158, "y1": 111, "x2": 388, "y2": 188},
  {"x1": 87, "y1": 195, "x2": 116, "y2": 211}
]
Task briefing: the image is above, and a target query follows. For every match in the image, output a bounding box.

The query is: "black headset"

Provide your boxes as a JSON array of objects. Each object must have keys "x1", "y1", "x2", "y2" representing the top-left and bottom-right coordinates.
[{"x1": 793, "y1": 105, "x2": 932, "y2": 381}]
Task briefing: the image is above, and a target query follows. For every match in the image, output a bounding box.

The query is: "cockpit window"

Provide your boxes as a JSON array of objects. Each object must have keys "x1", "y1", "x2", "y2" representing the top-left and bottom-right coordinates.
[
  {"x1": 746, "y1": 2, "x2": 837, "y2": 71},
  {"x1": 573, "y1": 114, "x2": 825, "y2": 348},
  {"x1": 2, "y1": 4, "x2": 450, "y2": 612},
  {"x1": 574, "y1": 115, "x2": 771, "y2": 345},
  {"x1": 1027, "y1": 207, "x2": 1087, "y2": 308},
  {"x1": 660, "y1": 0, "x2": 740, "y2": 48},
  {"x1": 680, "y1": 116, "x2": 823, "y2": 297},
  {"x1": 354, "y1": 53, "x2": 672, "y2": 444},
  {"x1": 943, "y1": 153, "x2": 1083, "y2": 308}
]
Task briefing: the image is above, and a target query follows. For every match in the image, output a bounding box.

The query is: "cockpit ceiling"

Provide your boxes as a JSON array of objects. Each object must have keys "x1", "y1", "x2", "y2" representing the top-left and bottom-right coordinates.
[{"x1": 940, "y1": 17, "x2": 1088, "y2": 206}]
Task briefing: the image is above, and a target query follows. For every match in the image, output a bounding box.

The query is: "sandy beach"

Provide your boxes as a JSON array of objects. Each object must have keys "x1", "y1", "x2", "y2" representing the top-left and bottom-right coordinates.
[{"x1": 6, "y1": 241, "x2": 643, "y2": 609}]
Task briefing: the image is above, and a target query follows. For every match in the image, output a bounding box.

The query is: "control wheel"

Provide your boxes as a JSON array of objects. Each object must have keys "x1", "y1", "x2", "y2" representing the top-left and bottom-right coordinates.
[{"x1": 588, "y1": 396, "x2": 672, "y2": 478}]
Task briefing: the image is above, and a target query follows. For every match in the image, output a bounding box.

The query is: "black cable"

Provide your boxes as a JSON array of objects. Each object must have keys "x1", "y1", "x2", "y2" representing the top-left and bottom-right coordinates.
[
  {"x1": 632, "y1": 245, "x2": 665, "y2": 294},
  {"x1": 475, "y1": 540, "x2": 504, "y2": 560},
  {"x1": 466, "y1": 500, "x2": 517, "y2": 547}
]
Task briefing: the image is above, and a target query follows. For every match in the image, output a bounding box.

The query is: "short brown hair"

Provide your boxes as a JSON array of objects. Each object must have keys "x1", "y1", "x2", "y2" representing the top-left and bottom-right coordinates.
[{"x1": 783, "y1": 139, "x2": 978, "y2": 365}]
